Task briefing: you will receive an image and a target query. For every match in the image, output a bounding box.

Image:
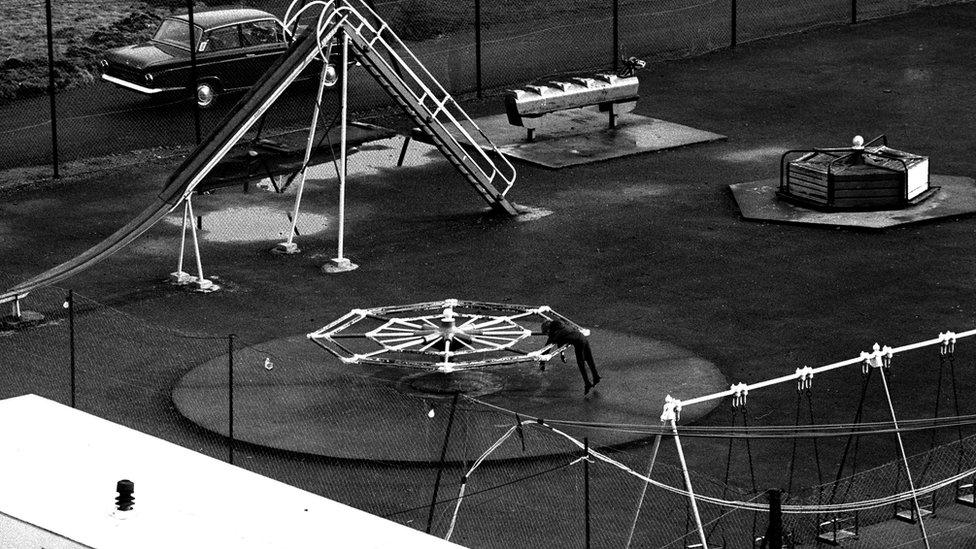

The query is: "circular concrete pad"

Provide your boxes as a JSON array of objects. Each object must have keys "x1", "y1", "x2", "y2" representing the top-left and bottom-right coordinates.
[
  {"x1": 173, "y1": 330, "x2": 725, "y2": 462},
  {"x1": 730, "y1": 175, "x2": 976, "y2": 229}
]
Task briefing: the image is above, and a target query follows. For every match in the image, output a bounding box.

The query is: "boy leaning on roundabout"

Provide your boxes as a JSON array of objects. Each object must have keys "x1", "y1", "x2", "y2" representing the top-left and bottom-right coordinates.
[{"x1": 541, "y1": 318, "x2": 601, "y2": 394}]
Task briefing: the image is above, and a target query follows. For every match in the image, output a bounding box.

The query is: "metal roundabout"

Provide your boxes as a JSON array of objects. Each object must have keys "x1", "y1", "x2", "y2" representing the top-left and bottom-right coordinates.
[
  {"x1": 307, "y1": 298, "x2": 586, "y2": 372},
  {"x1": 173, "y1": 299, "x2": 725, "y2": 461}
]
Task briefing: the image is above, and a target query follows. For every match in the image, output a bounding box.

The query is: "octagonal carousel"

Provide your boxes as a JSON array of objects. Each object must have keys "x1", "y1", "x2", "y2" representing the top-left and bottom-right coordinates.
[{"x1": 778, "y1": 134, "x2": 934, "y2": 211}]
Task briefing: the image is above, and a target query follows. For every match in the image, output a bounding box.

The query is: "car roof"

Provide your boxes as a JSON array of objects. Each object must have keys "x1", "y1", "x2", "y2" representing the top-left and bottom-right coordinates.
[{"x1": 170, "y1": 8, "x2": 277, "y2": 29}]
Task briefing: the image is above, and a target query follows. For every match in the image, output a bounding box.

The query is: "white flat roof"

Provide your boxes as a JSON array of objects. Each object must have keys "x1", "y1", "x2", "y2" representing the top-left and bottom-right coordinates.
[{"x1": 0, "y1": 395, "x2": 464, "y2": 549}]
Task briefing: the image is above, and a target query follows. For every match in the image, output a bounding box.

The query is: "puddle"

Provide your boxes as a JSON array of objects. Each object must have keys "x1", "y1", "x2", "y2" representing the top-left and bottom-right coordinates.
[
  {"x1": 164, "y1": 205, "x2": 331, "y2": 243},
  {"x1": 717, "y1": 146, "x2": 785, "y2": 163},
  {"x1": 514, "y1": 204, "x2": 553, "y2": 222},
  {"x1": 571, "y1": 184, "x2": 669, "y2": 202},
  {"x1": 303, "y1": 137, "x2": 444, "y2": 182}
]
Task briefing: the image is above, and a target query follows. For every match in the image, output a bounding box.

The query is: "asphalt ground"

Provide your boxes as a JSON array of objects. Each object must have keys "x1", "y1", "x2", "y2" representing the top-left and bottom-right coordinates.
[
  {"x1": 0, "y1": 0, "x2": 899, "y2": 170},
  {"x1": 3, "y1": 3, "x2": 976, "y2": 547}
]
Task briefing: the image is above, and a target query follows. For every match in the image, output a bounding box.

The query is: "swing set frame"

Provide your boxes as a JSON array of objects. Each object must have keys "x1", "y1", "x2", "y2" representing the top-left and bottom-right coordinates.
[{"x1": 662, "y1": 330, "x2": 972, "y2": 549}]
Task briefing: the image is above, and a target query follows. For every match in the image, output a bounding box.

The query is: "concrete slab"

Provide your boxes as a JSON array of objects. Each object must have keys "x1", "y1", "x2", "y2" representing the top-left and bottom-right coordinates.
[
  {"x1": 468, "y1": 110, "x2": 726, "y2": 169},
  {"x1": 172, "y1": 329, "x2": 726, "y2": 462},
  {"x1": 0, "y1": 395, "x2": 463, "y2": 549},
  {"x1": 729, "y1": 175, "x2": 976, "y2": 230}
]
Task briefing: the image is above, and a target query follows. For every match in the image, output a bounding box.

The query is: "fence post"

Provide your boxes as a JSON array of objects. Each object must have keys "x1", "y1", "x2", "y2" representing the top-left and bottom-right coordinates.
[
  {"x1": 427, "y1": 392, "x2": 460, "y2": 534},
  {"x1": 730, "y1": 0, "x2": 738, "y2": 50},
  {"x1": 766, "y1": 489, "x2": 783, "y2": 548},
  {"x1": 187, "y1": 0, "x2": 202, "y2": 144},
  {"x1": 851, "y1": 0, "x2": 858, "y2": 24},
  {"x1": 475, "y1": 0, "x2": 482, "y2": 99},
  {"x1": 228, "y1": 333, "x2": 235, "y2": 465},
  {"x1": 584, "y1": 437, "x2": 591, "y2": 549},
  {"x1": 67, "y1": 290, "x2": 75, "y2": 408},
  {"x1": 44, "y1": 0, "x2": 60, "y2": 178},
  {"x1": 612, "y1": 0, "x2": 619, "y2": 72}
]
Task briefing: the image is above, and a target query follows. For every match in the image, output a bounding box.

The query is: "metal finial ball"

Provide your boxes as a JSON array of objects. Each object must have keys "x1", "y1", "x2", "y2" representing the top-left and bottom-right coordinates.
[{"x1": 852, "y1": 135, "x2": 864, "y2": 149}]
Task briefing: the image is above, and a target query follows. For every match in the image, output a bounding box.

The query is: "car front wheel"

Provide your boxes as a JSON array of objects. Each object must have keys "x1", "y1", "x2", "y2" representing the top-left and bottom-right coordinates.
[{"x1": 196, "y1": 81, "x2": 219, "y2": 109}]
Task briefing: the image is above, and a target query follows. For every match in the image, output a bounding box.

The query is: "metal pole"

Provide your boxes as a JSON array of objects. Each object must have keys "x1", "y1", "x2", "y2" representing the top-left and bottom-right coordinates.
[
  {"x1": 68, "y1": 290, "x2": 75, "y2": 408},
  {"x1": 186, "y1": 196, "x2": 206, "y2": 282},
  {"x1": 766, "y1": 489, "x2": 783, "y2": 549},
  {"x1": 879, "y1": 367, "x2": 931, "y2": 548},
  {"x1": 672, "y1": 418, "x2": 708, "y2": 548},
  {"x1": 670, "y1": 332, "x2": 976, "y2": 412},
  {"x1": 44, "y1": 0, "x2": 59, "y2": 178},
  {"x1": 851, "y1": 0, "x2": 858, "y2": 25},
  {"x1": 612, "y1": 0, "x2": 619, "y2": 72},
  {"x1": 176, "y1": 201, "x2": 189, "y2": 274},
  {"x1": 584, "y1": 437, "x2": 591, "y2": 549},
  {"x1": 475, "y1": 0, "x2": 482, "y2": 98},
  {"x1": 187, "y1": 0, "x2": 201, "y2": 144},
  {"x1": 624, "y1": 434, "x2": 662, "y2": 548},
  {"x1": 228, "y1": 333, "x2": 235, "y2": 465},
  {"x1": 336, "y1": 31, "x2": 350, "y2": 260},
  {"x1": 426, "y1": 392, "x2": 460, "y2": 534},
  {"x1": 730, "y1": 0, "x2": 737, "y2": 50},
  {"x1": 283, "y1": 60, "x2": 331, "y2": 249}
]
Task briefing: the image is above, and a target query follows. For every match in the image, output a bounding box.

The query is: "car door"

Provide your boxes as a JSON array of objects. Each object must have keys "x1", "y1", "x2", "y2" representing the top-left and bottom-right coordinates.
[
  {"x1": 198, "y1": 24, "x2": 247, "y2": 90},
  {"x1": 239, "y1": 19, "x2": 287, "y2": 85}
]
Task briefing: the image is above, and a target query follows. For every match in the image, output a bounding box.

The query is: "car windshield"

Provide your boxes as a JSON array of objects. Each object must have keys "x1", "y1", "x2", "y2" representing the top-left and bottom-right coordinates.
[{"x1": 152, "y1": 19, "x2": 203, "y2": 50}]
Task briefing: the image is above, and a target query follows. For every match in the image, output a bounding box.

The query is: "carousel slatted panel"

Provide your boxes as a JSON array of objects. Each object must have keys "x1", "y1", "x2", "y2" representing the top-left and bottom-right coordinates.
[{"x1": 780, "y1": 137, "x2": 930, "y2": 210}]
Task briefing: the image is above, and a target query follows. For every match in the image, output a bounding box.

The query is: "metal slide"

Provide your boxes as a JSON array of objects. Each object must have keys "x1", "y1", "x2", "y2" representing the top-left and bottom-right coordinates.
[{"x1": 1, "y1": 1, "x2": 517, "y2": 304}]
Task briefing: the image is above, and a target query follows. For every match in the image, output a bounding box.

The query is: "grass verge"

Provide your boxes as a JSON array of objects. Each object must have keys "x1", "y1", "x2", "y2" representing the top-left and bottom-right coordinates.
[{"x1": 0, "y1": 0, "x2": 197, "y2": 104}]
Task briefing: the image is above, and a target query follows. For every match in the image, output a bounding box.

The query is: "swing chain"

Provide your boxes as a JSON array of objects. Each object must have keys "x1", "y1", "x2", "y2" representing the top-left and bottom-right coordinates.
[
  {"x1": 939, "y1": 331, "x2": 957, "y2": 356},
  {"x1": 731, "y1": 382, "x2": 748, "y2": 407},
  {"x1": 796, "y1": 366, "x2": 814, "y2": 392},
  {"x1": 860, "y1": 343, "x2": 893, "y2": 373}
]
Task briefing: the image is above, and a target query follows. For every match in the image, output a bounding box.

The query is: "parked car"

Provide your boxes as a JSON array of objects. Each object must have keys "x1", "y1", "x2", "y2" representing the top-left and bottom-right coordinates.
[{"x1": 100, "y1": 8, "x2": 336, "y2": 108}]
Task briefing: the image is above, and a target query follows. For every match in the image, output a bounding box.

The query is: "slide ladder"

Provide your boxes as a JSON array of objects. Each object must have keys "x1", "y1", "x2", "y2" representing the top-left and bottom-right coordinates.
[{"x1": 333, "y1": 1, "x2": 518, "y2": 214}]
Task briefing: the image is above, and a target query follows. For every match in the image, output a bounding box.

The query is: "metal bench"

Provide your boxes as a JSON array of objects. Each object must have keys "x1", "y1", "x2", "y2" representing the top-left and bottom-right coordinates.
[{"x1": 503, "y1": 71, "x2": 640, "y2": 141}]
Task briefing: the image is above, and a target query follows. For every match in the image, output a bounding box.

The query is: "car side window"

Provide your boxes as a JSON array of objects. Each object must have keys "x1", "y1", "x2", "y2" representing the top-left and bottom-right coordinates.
[
  {"x1": 203, "y1": 26, "x2": 242, "y2": 52},
  {"x1": 241, "y1": 20, "x2": 284, "y2": 47}
]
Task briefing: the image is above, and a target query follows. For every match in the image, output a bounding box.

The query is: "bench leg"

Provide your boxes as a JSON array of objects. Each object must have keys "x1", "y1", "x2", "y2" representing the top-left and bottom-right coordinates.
[
  {"x1": 526, "y1": 128, "x2": 535, "y2": 142},
  {"x1": 397, "y1": 136, "x2": 412, "y2": 167},
  {"x1": 608, "y1": 103, "x2": 616, "y2": 129}
]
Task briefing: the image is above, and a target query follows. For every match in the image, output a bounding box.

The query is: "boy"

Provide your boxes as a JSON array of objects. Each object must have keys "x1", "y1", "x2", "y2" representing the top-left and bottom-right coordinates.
[{"x1": 541, "y1": 318, "x2": 601, "y2": 395}]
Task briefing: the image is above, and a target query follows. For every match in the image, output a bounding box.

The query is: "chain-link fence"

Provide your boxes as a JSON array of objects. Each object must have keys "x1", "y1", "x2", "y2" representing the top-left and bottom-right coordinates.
[
  {"x1": 5, "y1": 281, "x2": 976, "y2": 546},
  {"x1": 1, "y1": 0, "x2": 970, "y2": 173}
]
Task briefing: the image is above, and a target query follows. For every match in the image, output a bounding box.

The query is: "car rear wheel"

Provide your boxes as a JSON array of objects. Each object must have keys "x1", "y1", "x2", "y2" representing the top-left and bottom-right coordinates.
[{"x1": 196, "y1": 81, "x2": 219, "y2": 109}]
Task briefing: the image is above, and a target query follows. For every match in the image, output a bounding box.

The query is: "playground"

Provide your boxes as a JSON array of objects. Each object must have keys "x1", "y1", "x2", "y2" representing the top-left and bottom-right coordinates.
[{"x1": 2, "y1": 1, "x2": 976, "y2": 547}]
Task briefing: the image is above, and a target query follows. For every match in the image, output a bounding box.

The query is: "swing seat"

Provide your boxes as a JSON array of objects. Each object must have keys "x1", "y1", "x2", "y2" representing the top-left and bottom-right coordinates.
[
  {"x1": 685, "y1": 541, "x2": 723, "y2": 549},
  {"x1": 956, "y1": 479, "x2": 976, "y2": 507},
  {"x1": 816, "y1": 515, "x2": 858, "y2": 545},
  {"x1": 894, "y1": 493, "x2": 934, "y2": 523},
  {"x1": 752, "y1": 533, "x2": 794, "y2": 549}
]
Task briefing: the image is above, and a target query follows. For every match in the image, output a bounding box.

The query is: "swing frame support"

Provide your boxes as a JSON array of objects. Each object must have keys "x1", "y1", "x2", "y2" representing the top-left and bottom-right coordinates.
[
  {"x1": 872, "y1": 349, "x2": 931, "y2": 548},
  {"x1": 663, "y1": 396, "x2": 710, "y2": 549},
  {"x1": 658, "y1": 334, "x2": 976, "y2": 549}
]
